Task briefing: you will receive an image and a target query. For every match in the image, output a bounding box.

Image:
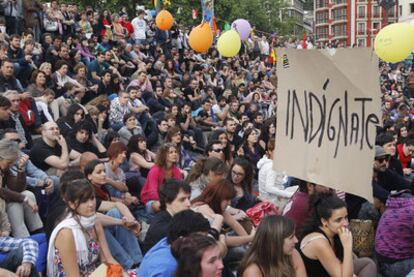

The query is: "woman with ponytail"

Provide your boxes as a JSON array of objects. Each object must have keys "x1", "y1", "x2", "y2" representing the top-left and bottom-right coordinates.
[{"x1": 299, "y1": 194, "x2": 376, "y2": 277}]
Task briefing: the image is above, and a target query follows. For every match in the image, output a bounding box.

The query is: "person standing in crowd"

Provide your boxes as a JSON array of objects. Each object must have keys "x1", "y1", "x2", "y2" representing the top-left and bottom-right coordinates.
[{"x1": 131, "y1": 10, "x2": 147, "y2": 45}]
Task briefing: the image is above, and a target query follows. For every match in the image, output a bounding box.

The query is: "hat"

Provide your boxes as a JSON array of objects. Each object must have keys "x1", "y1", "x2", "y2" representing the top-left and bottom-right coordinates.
[{"x1": 375, "y1": 145, "x2": 389, "y2": 159}]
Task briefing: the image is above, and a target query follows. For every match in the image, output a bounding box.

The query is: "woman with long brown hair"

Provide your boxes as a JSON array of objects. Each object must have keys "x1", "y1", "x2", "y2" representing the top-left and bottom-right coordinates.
[
  {"x1": 140, "y1": 143, "x2": 182, "y2": 214},
  {"x1": 238, "y1": 215, "x2": 307, "y2": 277}
]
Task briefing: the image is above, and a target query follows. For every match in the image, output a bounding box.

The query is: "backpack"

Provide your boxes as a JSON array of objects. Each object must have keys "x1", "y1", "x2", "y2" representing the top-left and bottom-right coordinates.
[{"x1": 19, "y1": 99, "x2": 36, "y2": 127}]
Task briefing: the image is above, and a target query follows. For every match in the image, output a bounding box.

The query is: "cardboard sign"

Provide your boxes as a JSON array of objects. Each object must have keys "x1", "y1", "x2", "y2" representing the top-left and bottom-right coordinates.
[{"x1": 274, "y1": 48, "x2": 381, "y2": 201}]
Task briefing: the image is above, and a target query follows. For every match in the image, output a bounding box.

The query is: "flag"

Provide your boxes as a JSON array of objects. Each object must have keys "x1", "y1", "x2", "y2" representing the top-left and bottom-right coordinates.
[
  {"x1": 212, "y1": 16, "x2": 217, "y2": 34},
  {"x1": 153, "y1": 0, "x2": 162, "y2": 12},
  {"x1": 302, "y1": 32, "x2": 308, "y2": 49},
  {"x1": 271, "y1": 48, "x2": 277, "y2": 65}
]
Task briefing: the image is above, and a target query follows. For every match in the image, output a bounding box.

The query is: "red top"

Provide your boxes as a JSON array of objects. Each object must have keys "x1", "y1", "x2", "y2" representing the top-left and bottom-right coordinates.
[
  {"x1": 283, "y1": 191, "x2": 310, "y2": 237},
  {"x1": 397, "y1": 144, "x2": 411, "y2": 169},
  {"x1": 140, "y1": 165, "x2": 183, "y2": 204}
]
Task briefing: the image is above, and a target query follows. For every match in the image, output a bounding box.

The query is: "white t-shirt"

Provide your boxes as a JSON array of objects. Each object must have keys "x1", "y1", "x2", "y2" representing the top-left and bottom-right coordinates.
[{"x1": 131, "y1": 17, "x2": 146, "y2": 40}]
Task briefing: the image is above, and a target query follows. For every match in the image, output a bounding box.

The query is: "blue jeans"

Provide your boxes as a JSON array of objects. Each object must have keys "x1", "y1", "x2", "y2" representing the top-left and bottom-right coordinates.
[
  {"x1": 104, "y1": 208, "x2": 143, "y2": 269},
  {"x1": 380, "y1": 258, "x2": 414, "y2": 277},
  {"x1": 0, "y1": 233, "x2": 46, "y2": 274}
]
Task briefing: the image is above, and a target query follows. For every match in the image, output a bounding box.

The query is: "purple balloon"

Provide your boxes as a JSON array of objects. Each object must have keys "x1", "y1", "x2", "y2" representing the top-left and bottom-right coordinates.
[{"x1": 231, "y1": 19, "x2": 251, "y2": 41}]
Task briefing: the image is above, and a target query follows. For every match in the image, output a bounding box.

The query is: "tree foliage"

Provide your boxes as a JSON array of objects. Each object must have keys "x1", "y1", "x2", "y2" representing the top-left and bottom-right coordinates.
[{"x1": 68, "y1": 0, "x2": 298, "y2": 35}]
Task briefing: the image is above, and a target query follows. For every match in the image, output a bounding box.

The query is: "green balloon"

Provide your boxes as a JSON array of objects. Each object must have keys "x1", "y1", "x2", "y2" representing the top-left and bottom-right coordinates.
[{"x1": 224, "y1": 23, "x2": 231, "y2": 31}]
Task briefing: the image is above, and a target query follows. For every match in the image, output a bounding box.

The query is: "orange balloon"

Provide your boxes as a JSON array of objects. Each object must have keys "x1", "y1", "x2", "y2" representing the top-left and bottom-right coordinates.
[
  {"x1": 189, "y1": 23, "x2": 213, "y2": 53},
  {"x1": 156, "y1": 10, "x2": 174, "y2": 30}
]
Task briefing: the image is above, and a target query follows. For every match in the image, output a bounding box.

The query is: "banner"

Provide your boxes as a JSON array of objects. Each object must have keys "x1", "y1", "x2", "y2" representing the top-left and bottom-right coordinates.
[
  {"x1": 201, "y1": 0, "x2": 215, "y2": 31},
  {"x1": 274, "y1": 48, "x2": 381, "y2": 201}
]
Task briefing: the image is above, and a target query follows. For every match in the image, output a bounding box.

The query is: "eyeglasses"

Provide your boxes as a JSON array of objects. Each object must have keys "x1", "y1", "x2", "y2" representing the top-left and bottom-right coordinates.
[
  {"x1": 232, "y1": 170, "x2": 245, "y2": 177},
  {"x1": 47, "y1": 127, "x2": 59, "y2": 131},
  {"x1": 10, "y1": 138, "x2": 21, "y2": 143},
  {"x1": 375, "y1": 156, "x2": 390, "y2": 163},
  {"x1": 211, "y1": 148, "x2": 223, "y2": 153}
]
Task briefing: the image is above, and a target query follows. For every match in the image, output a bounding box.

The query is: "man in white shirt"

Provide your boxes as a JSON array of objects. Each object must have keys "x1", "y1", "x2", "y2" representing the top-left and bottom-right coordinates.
[{"x1": 131, "y1": 10, "x2": 147, "y2": 44}]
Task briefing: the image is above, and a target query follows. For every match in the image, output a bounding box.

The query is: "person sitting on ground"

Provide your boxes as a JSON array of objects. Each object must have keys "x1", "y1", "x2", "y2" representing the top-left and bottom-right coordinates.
[
  {"x1": 185, "y1": 157, "x2": 228, "y2": 200},
  {"x1": 0, "y1": 139, "x2": 44, "y2": 238},
  {"x1": 258, "y1": 138, "x2": 296, "y2": 210},
  {"x1": 283, "y1": 178, "x2": 331, "y2": 237},
  {"x1": 172, "y1": 233, "x2": 224, "y2": 277},
  {"x1": 299, "y1": 194, "x2": 377, "y2": 277},
  {"x1": 238, "y1": 215, "x2": 307, "y2": 277},
  {"x1": 47, "y1": 179, "x2": 130, "y2": 276},
  {"x1": 138, "y1": 210, "x2": 219, "y2": 277},
  {"x1": 84, "y1": 159, "x2": 143, "y2": 270},
  {"x1": 142, "y1": 180, "x2": 191, "y2": 254},
  {"x1": 126, "y1": 134, "x2": 156, "y2": 179},
  {"x1": 375, "y1": 190, "x2": 414, "y2": 277},
  {"x1": 104, "y1": 142, "x2": 137, "y2": 204},
  {"x1": 29, "y1": 122, "x2": 69, "y2": 176},
  {"x1": 140, "y1": 143, "x2": 183, "y2": 215},
  {"x1": 118, "y1": 112, "x2": 143, "y2": 145},
  {"x1": 66, "y1": 120, "x2": 107, "y2": 167},
  {"x1": 56, "y1": 103, "x2": 86, "y2": 137}
]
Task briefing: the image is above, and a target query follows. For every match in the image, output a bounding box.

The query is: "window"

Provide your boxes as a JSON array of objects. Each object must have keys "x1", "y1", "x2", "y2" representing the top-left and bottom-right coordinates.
[
  {"x1": 387, "y1": 7, "x2": 395, "y2": 16},
  {"x1": 358, "y1": 22, "x2": 365, "y2": 34},
  {"x1": 332, "y1": 24, "x2": 347, "y2": 36},
  {"x1": 316, "y1": 0, "x2": 329, "y2": 8},
  {"x1": 399, "y1": 5, "x2": 402, "y2": 16},
  {"x1": 357, "y1": 38, "x2": 365, "y2": 47},
  {"x1": 317, "y1": 27, "x2": 329, "y2": 39},
  {"x1": 316, "y1": 11, "x2": 329, "y2": 23},
  {"x1": 373, "y1": 5, "x2": 381, "y2": 17},
  {"x1": 332, "y1": 8, "x2": 347, "y2": 20},
  {"x1": 372, "y1": 22, "x2": 380, "y2": 31},
  {"x1": 358, "y1": 6, "x2": 366, "y2": 18},
  {"x1": 411, "y1": 3, "x2": 414, "y2": 13}
]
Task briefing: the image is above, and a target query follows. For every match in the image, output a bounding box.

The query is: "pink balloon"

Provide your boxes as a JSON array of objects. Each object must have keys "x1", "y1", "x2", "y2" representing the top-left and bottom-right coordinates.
[{"x1": 231, "y1": 19, "x2": 251, "y2": 41}]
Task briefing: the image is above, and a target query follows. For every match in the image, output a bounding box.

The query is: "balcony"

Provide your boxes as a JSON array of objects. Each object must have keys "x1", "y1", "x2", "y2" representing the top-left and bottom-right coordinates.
[
  {"x1": 332, "y1": 16, "x2": 347, "y2": 24},
  {"x1": 331, "y1": 1, "x2": 347, "y2": 8},
  {"x1": 332, "y1": 33, "x2": 348, "y2": 39}
]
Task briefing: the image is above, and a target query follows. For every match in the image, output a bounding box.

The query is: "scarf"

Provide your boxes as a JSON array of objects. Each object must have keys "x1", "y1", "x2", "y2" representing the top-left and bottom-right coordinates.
[{"x1": 47, "y1": 213, "x2": 96, "y2": 276}]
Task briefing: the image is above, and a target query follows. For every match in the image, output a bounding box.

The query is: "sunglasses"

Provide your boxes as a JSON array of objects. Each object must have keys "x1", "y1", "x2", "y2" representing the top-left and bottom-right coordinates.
[
  {"x1": 211, "y1": 148, "x2": 223, "y2": 153},
  {"x1": 10, "y1": 138, "x2": 21, "y2": 143},
  {"x1": 375, "y1": 156, "x2": 390, "y2": 163}
]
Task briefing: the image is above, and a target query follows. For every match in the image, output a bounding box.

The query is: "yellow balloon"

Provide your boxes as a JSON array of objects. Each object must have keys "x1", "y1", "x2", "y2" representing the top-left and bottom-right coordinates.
[
  {"x1": 374, "y1": 23, "x2": 414, "y2": 63},
  {"x1": 217, "y1": 30, "x2": 241, "y2": 58}
]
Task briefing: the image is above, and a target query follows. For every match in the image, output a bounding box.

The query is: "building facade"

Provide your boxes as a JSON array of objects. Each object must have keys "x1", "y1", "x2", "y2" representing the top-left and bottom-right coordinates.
[
  {"x1": 398, "y1": 0, "x2": 414, "y2": 22},
  {"x1": 285, "y1": 0, "x2": 306, "y2": 35},
  {"x1": 314, "y1": 0, "x2": 398, "y2": 47}
]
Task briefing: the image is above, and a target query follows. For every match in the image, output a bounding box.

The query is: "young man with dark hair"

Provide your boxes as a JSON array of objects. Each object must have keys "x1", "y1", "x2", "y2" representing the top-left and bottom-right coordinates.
[
  {"x1": 397, "y1": 137, "x2": 414, "y2": 177},
  {"x1": 0, "y1": 60, "x2": 23, "y2": 92},
  {"x1": 0, "y1": 95, "x2": 12, "y2": 124},
  {"x1": 142, "y1": 180, "x2": 191, "y2": 253},
  {"x1": 376, "y1": 132, "x2": 402, "y2": 175},
  {"x1": 139, "y1": 210, "x2": 220, "y2": 277},
  {"x1": 205, "y1": 140, "x2": 225, "y2": 161}
]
